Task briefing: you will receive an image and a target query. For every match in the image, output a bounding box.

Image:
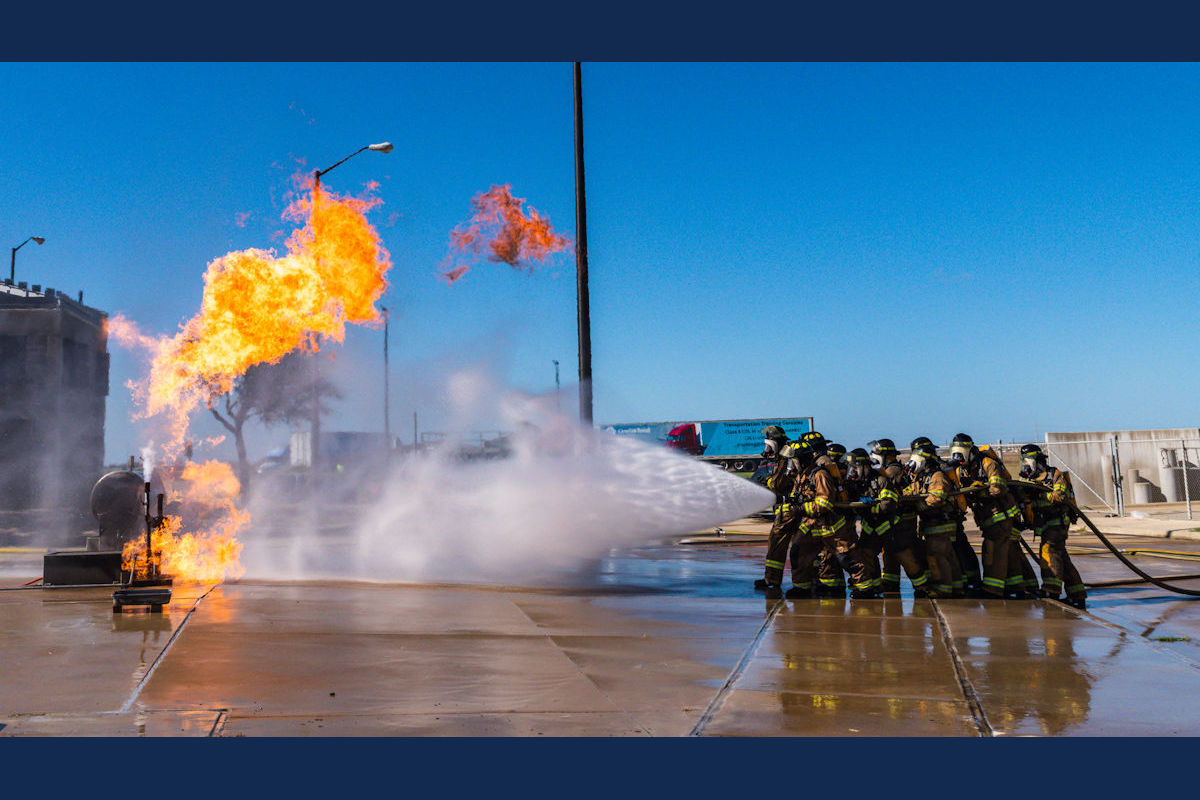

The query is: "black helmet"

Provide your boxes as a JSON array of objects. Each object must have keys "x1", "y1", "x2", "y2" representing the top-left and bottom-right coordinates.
[
  {"x1": 845, "y1": 447, "x2": 870, "y2": 481},
  {"x1": 784, "y1": 438, "x2": 817, "y2": 469},
  {"x1": 826, "y1": 442, "x2": 847, "y2": 462},
  {"x1": 1019, "y1": 443, "x2": 1048, "y2": 477},
  {"x1": 800, "y1": 431, "x2": 827, "y2": 456},
  {"x1": 910, "y1": 436, "x2": 932, "y2": 451},
  {"x1": 762, "y1": 425, "x2": 788, "y2": 458},
  {"x1": 948, "y1": 433, "x2": 977, "y2": 467},
  {"x1": 762, "y1": 425, "x2": 787, "y2": 441},
  {"x1": 910, "y1": 442, "x2": 941, "y2": 475},
  {"x1": 868, "y1": 438, "x2": 897, "y2": 469}
]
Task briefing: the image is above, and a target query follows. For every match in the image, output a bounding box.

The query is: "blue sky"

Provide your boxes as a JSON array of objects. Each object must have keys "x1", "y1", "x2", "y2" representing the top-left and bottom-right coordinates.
[{"x1": 2, "y1": 62, "x2": 1198, "y2": 464}]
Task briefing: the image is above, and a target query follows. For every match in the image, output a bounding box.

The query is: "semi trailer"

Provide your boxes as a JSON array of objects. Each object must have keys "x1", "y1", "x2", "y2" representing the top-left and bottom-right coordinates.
[{"x1": 599, "y1": 417, "x2": 814, "y2": 471}]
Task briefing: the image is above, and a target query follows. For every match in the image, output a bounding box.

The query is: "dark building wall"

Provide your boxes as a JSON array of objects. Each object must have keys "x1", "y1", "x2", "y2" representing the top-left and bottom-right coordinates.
[{"x1": 0, "y1": 287, "x2": 108, "y2": 522}]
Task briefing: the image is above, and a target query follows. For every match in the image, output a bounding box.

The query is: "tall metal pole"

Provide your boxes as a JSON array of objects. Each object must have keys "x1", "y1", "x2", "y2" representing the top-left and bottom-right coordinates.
[
  {"x1": 553, "y1": 359, "x2": 560, "y2": 411},
  {"x1": 304, "y1": 143, "x2": 390, "y2": 473},
  {"x1": 310, "y1": 171, "x2": 322, "y2": 472},
  {"x1": 383, "y1": 306, "x2": 391, "y2": 459},
  {"x1": 573, "y1": 61, "x2": 593, "y2": 426}
]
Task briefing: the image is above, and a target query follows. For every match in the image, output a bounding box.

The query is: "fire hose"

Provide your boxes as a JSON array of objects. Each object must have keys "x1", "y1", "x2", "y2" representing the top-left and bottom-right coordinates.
[{"x1": 1007, "y1": 477, "x2": 1200, "y2": 598}]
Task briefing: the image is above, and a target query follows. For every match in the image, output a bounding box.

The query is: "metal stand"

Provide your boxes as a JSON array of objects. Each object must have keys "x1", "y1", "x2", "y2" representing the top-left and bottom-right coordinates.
[{"x1": 112, "y1": 486, "x2": 173, "y2": 613}]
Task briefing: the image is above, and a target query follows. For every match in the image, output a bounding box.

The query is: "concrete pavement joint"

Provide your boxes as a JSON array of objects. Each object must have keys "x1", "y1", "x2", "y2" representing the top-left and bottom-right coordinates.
[
  {"x1": 506, "y1": 597, "x2": 650, "y2": 735},
  {"x1": 208, "y1": 710, "x2": 229, "y2": 737},
  {"x1": 1044, "y1": 597, "x2": 1200, "y2": 673},
  {"x1": 119, "y1": 584, "x2": 219, "y2": 714},
  {"x1": 688, "y1": 597, "x2": 784, "y2": 737},
  {"x1": 929, "y1": 599, "x2": 994, "y2": 737}
]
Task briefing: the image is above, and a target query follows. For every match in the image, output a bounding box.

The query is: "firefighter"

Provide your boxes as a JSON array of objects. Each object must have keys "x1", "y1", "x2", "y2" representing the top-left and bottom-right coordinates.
[
  {"x1": 792, "y1": 438, "x2": 878, "y2": 599},
  {"x1": 843, "y1": 448, "x2": 888, "y2": 594},
  {"x1": 818, "y1": 441, "x2": 851, "y2": 596},
  {"x1": 795, "y1": 432, "x2": 844, "y2": 597},
  {"x1": 946, "y1": 433, "x2": 1019, "y2": 599},
  {"x1": 907, "y1": 441, "x2": 962, "y2": 598},
  {"x1": 981, "y1": 442, "x2": 1042, "y2": 598},
  {"x1": 805, "y1": 436, "x2": 879, "y2": 599},
  {"x1": 868, "y1": 438, "x2": 930, "y2": 596},
  {"x1": 1017, "y1": 444, "x2": 1087, "y2": 609},
  {"x1": 782, "y1": 436, "x2": 834, "y2": 599},
  {"x1": 941, "y1": 458, "x2": 982, "y2": 596},
  {"x1": 755, "y1": 426, "x2": 799, "y2": 593}
]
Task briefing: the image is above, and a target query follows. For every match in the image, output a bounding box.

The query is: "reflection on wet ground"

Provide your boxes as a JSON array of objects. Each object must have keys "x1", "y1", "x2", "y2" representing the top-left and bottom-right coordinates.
[{"x1": 2, "y1": 532, "x2": 1200, "y2": 736}]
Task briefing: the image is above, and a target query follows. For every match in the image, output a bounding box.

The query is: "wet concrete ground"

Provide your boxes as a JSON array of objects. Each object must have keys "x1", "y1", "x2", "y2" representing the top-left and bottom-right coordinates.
[{"x1": 3, "y1": 523, "x2": 1200, "y2": 736}]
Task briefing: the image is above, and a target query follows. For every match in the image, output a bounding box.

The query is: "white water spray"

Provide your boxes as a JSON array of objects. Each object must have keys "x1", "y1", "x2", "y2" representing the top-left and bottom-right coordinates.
[{"x1": 240, "y1": 373, "x2": 773, "y2": 586}]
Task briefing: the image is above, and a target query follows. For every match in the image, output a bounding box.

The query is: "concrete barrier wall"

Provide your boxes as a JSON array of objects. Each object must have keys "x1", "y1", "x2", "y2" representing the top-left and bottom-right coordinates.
[{"x1": 1044, "y1": 428, "x2": 1200, "y2": 509}]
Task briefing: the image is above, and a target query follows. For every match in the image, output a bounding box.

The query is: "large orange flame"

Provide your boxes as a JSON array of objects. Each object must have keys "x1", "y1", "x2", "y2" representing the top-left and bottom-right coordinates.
[
  {"x1": 443, "y1": 184, "x2": 571, "y2": 283},
  {"x1": 111, "y1": 177, "x2": 391, "y2": 583}
]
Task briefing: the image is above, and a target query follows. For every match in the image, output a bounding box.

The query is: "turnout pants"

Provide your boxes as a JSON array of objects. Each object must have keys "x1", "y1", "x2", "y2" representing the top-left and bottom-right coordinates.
[
  {"x1": 763, "y1": 507, "x2": 802, "y2": 586},
  {"x1": 978, "y1": 518, "x2": 1013, "y2": 597},
  {"x1": 821, "y1": 530, "x2": 879, "y2": 596},
  {"x1": 923, "y1": 532, "x2": 961, "y2": 597},
  {"x1": 1037, "y1": 527, "x2": 1086, "y2": 600},
  {"x1": 889, "y1": 517, "x2": 930, "y2": 594},
  {"x1": 1007, "y1": 532, "x2": 1041, "y2": 595},
  {"x1": 788, "y1": 529, "x2": 823, "y2": 595},
  {"x1": 952, "y1": 521, "x2": 982, "y2": 591}
]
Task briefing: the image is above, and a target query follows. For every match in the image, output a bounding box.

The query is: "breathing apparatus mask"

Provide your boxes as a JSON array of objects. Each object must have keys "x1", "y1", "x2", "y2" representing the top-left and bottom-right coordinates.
[
  {"x1": 868, "y1": 438, "x2": 897, "y2": 470},
  {"x1": 910, "y1": 443, "x2": 940, "y2": 476},
  {"x1": 844, "y1": 448, "x2": 871, "y2": 484},
  {"x1": 1019, "y1": 444, "x2": 1047, "y2": 478},
  {"x1": 762, "y1": 426, "x2": 787, "y2": 459},
  {"x1": 948, "y1": 434, "x2": 976, "y2": 469}
]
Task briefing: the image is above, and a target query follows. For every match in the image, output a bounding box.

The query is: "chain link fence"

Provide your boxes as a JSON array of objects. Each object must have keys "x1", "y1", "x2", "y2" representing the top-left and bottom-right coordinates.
[{"x1": 1017, "y1": 430, "x2": 1200, "y2": 520}]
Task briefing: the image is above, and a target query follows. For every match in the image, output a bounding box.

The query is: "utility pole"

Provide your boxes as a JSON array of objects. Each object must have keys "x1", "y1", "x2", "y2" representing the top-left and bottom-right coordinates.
[
  {"x1": 383, "y1": 306, "x2": 391, "y2": 460},
  {"x1": 573, "y1": 61, "x2": 593, "y2": 426},
  {"x1": 553, "y1": 359, "x2": 561, "y2": 411}
]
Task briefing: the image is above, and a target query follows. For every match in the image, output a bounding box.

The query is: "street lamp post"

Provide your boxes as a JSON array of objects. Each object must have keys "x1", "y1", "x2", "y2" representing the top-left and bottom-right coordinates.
[
  {"x1": 10, "y1": 236, "x2": 46, "y2": 283},
  {"x1": 553, "y1": 359, "x2": 560, "y2": 411},
  {"x1": 307, "y1": 142, "x2": 393, "y2": 472}
]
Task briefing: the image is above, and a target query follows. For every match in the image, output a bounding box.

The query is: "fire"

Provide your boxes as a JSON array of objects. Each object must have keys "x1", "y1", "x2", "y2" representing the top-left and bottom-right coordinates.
[
  {"x1": 112, "y1": 176, "x2": 392, "y2": 583},
  {"x1": 443, "y1": 184, "x2": 571, "y2": 283},
  {"x1": 122, "y1": 461, "x2": 247, "y2": 583}
]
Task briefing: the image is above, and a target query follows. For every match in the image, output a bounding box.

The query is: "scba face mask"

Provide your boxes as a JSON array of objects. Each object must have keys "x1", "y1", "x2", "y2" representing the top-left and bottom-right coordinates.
[{"x1": 948, "y1": 445, "x2": 972, "y2": 467}]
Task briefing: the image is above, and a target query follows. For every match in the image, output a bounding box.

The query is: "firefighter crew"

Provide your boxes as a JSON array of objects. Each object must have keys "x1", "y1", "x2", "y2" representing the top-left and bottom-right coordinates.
[
  {"x1": 906, "y1": 442, "x2": 962, "y2": 598},
  {"x1": 1017, "y1": 444, "x2": 1087, "y2": 609},
  {"x1": 755, "y1": 426, "x2": 800, "y2": 593},
  {"x1": 780, "y1": 437, "x2": 838, "y2": 598},
  {"x1": 947, "y1": 433, "x2": 1020, "y2": 598},
  {"x1": 868, "y1": 439, "x2": 931, "y2": 596}
]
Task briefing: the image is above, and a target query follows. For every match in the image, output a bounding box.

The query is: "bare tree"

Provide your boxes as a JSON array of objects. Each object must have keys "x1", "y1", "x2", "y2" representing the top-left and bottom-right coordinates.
[{"x1": 207, "y1": 351, "x2": 341, "y2": 496}]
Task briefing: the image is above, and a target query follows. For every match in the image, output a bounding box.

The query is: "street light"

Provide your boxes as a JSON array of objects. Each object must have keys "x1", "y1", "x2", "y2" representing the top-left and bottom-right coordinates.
[
  {"x1": 308, "y1": 142, "x2": 392, "y2": 472},
  {"x1": 10, "y1": 236, "x2": 46, "y2": 284}
]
